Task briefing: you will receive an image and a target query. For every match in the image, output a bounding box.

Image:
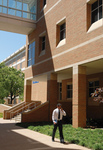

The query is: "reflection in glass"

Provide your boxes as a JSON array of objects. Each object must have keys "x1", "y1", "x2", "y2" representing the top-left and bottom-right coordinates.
[
  {"x1": 0, "y1": 0, "x2": 37, "y2": 21},
  {"x1": 3, "y1": 0, "x2": 7, "y2": 6},
  {"x1": 8, "y1": 8, "x2": 15, "y2": 15},
  {"x1": 23, "y1": 3, "x2": 28, "y2": 11},
  {"x1": 99, "y1": 6, "x2": 102, "y2": 19},
  {"x1": 16, "y1": 10, "x2": 22, "y2": 17},
  {"x1": 0, "y1": 0, "x2": 2, "y2": 5},
  {"x1": 0, "y1": 6, "x2": 2, "y2": 12},
  {"x1": 8, "y1": 0, "x2": 15, "y2": 8},
  {"x1": 17, "y1": 1, "x2": 22, "y2": 10},
  {"x1": 3, "y1": 7, "x2": 7, "y2": 13},
  {"x1": 92, "y1": 9, "x2": 98, "y2": 23}
]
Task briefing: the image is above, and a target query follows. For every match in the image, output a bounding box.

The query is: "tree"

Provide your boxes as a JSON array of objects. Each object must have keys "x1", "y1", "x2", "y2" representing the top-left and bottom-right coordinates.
[
  {"x1": 91, "y1": 88, "x2": 103, "y2": 103},
  {"x1": 0, "y1": 63, "x2": 9, "y2": 103},
  {"x1": 0, "y1": 63, "x2": 24, "y2": 104}
]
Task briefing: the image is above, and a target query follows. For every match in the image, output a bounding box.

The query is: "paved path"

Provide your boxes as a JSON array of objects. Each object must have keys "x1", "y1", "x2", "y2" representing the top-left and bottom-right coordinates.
[{"x1": 0, "y1": 118, "x2": 91, "y2": 150}]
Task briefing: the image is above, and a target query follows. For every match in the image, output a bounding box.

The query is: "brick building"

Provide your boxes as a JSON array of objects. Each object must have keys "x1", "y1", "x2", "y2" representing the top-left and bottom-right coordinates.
[
  {"x1": 2, "y1": 45, "x2": 26, "y2": 73},
  {"x1": 2, "y1": 45, "x2": 26, "y2": 104},
  {"x1": 1, "y1": 0, "x2": 103, "y2": 128},
  {"x1": 23, "y1": 0, "x2": 103, "y2": 128}
]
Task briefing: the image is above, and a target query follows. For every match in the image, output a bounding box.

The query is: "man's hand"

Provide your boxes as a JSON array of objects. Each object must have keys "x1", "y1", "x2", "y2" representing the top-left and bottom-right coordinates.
[
  {"x1": 61, "y1": 107, "x2": 63, "y2": 112},
  {"x1": 54, "y1": 122, "x2": 57, "y2": 124}
]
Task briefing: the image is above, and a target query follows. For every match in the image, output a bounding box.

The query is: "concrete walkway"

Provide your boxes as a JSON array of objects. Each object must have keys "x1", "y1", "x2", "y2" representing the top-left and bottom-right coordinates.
[{"x1": 0, "y1": 118, "x2": 91, "y2": 150}]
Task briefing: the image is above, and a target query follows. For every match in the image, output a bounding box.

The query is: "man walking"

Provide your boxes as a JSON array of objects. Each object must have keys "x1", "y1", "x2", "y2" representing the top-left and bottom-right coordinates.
[{"x1": 52, "y1": 103, "x2": 66, "y2": 143}]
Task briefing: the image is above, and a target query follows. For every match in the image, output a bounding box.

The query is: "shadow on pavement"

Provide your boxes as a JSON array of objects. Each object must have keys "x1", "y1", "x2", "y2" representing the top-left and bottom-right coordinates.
[{"x1": 0, "y1": 122, "x2": 80, "y2": 150}]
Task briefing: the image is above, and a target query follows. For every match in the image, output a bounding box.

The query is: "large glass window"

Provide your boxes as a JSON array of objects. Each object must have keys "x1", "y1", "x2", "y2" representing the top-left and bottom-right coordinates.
[
  {"x1": 91, "y1": 0, "x2": 103, "y2": 24},
  {"x1": 67, "y1": 84, "x2": 72, "y2": 99},
  {"x1": 89, "y1": 80, "x2": 99, "y2": 97},
  {"x1": 28, "y1": 41, "x2": 35, "y2": 67},
  {"x1": 0, "y1": 0, "x2": 37, "y2": 20},
  {"x1": 3, "y1": 0, "x2": 7, "y2": 6}
]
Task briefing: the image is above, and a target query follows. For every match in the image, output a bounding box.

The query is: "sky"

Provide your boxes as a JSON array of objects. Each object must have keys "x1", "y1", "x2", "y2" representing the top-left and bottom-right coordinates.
[{"x1": 0, "y1": 30, "x2": 26, "y2": 62}]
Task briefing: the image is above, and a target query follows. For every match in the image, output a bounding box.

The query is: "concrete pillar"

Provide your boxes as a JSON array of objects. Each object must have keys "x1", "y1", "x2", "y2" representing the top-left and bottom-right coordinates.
[
  {"x1": 47, "y1": 73, "x2": 58, "y2": 121},
  {"x1": 73, "y1": 65, "x2": 86, "y2": 128},
  {"x1": 24, "y1": 80, "x2": 32, "y2": 103}
]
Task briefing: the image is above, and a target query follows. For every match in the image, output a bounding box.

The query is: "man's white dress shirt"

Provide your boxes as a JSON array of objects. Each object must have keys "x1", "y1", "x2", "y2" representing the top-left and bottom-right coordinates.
[{"x1": 52, "y1": 108, "x2": 66, "y2": 123}]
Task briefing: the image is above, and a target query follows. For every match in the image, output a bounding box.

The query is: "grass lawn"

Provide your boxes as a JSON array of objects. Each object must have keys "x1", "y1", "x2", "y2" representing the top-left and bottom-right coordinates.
[
  {"x1": 17, "y1": 122, "x2": 103, "y2": 150},
  {"x1": 0, "y1": 113, "x2": 3, "y2": 118}
]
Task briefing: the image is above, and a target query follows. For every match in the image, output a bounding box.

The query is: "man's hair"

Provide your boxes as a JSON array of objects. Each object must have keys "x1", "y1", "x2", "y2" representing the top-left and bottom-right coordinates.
[{"x1": 57, "y1": 103, "x2": 62, "y2": 107}]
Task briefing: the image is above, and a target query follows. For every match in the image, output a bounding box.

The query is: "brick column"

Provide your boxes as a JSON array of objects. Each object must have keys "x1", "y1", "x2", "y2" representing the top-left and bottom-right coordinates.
[
  {"x1": 73, "y1": 65, "x2": 86, "y2": 128},
  {"x1": 24, "y1": 80, "x2": 32, "y2": 103},
  {"x1": 47, "y1": 73, "x2": 58, "y2": 121}
]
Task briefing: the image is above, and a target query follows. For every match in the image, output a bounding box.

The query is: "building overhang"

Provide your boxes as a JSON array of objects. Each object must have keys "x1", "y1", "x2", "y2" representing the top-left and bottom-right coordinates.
[{"x1": 0, "y1": 13, "x2": 36, "y2": 35}]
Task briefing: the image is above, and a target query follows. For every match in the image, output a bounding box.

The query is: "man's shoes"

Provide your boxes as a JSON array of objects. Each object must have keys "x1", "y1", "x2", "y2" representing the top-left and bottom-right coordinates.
[
  {"x1": 52, "y1": 139, "x2": 55, "y2": 142},
  {"x1": 60, "y1": 139, "x2": 65, "y2": 144}
]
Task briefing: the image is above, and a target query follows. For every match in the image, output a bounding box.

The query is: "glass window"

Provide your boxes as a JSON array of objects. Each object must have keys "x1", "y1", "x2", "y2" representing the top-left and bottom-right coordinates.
[
  {"x1": 59, "y1": 83, "x2": 62, "y2": 100},
  {"x1": 30, "y1": 14, "x2": 36, "y2": 20},
  {"x1": 0, "y1": 0, "x2": 2, "y2": 5},
  {"x1": 16, "y1": 10, "x2": 22, "y2": 17},
  {"x1": 8, "y1": 8, "x2": 15, "y2": 16},
  {"x1": 23, "y1": 3, "x2": 28, "y2": 11},
  {"x1": 43, "y1": 0, "x2": 46, "y2": 6},
  {"x1": 28, "y1": 41, "x2": 35, "y2": 67},
  {"x1": 41, "y1": 36, "x2": 45, "y2": 51},
  {"x1": 20, "y1": 62, "x2": 22, "y2": 69},
  {"x1": 91, "y1": 0, "x2": 103, "y2": 24},
  {"x1": 67, "y1": 84, "x2": 72, "y2": 98},
  {"x1": 0, "y1": 0, "x2": 36, "y2": 21},
  {"x1": 89, "y1": 80, "x2": 99, "y2": 97},
  {"x1": 3, "y1": 7, "x2": 7, "y2": 14},
  {"x1": 16, "y1": 1, "x2": 22, "y2": 10},
  {"x1": 3, "y1": 0, "x2": 7, "y2": 6},
  {"x1": 0, "y1": 6, "x2": 2, "y2": 12},
  {"x1": 60, "y1": 23, "x2": 66, "y2": 41},
  {"x1": 8, "y1": 0, "x2": 16, "y2": 8}
]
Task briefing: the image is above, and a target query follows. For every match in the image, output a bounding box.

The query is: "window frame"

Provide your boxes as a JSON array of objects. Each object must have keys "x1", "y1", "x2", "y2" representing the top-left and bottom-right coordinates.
[
  {"x1": 91, "y1": 0, "x2": 103, "y2": 24},
  {"x1": 60, "y1": 23, "x2": 66, "y2": 41},
  {"x1": 27, "y1": 41, "x2": 35, "y2": 67},
  {"x1": 88, "y1": 80, "x2": 99, "y2": 97},
  {"x1": 41, "y1": 36, "x2": 46, "y2": 51},
  {"x1": 67, "y1": 84, "x2": 72, "y2": 99},
  {"x1": 56, "y1": 17, "x2": 66, "y2": 47},
  {"x1": 59, "y1": 82, "x2": 62, "y2": 100}
]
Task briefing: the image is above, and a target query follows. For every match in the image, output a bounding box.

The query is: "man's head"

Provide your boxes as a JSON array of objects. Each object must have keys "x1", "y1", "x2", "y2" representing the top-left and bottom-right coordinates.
[{"x1": 57, "y1": 103, "x2": 62, "y2": 109}]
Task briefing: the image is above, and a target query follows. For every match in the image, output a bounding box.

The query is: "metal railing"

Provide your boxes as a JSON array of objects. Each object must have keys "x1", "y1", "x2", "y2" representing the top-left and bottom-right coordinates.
[
  {"x1": 10, "y1": 101, "x2": 41, "y2": 120},
  {"x1": 5, "y1": 101, "x2": 28, "y2": 119}
]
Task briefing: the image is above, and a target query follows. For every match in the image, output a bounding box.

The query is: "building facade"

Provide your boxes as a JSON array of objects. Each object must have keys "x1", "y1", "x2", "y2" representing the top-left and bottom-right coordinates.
[
  {"x1": 2, "y1": 45, "x2": 26, "y2": 104},
  {"x1": 1, "y1": 0, "x2": 103, "y2": 128},
  {"x1": 2, "y1": 45, "x2": 26, "y2": 73},
  {"x1": 24, "y1": 0, "x2": 103, "y2": 128}
]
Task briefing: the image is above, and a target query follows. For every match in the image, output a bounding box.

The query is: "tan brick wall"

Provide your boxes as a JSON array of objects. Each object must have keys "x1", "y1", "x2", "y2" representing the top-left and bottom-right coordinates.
[
  {"x1": 0, "y1": 104, "x2": 11, "y2": 113},
  {"x1": 22, "y1": 102, "x2": 49, "y2": 122},
  {"x1": 24, "y1": 0, "x2": 103, "y2": 127},
  {"x1": 25, "y1": 0, "x2": 103, "y2": 79},
  {"x1": 31, "y1": 81, "x2": 47, "y2": 103}
]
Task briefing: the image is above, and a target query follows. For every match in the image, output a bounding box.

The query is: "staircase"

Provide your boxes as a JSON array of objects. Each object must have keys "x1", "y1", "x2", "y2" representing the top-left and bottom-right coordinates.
[
  {"x1": 4, "y1": 101, "x2": 41, "y2": 122},
  {"x1": 14, "y1": 107, "x2": 34, "y2": 122}
]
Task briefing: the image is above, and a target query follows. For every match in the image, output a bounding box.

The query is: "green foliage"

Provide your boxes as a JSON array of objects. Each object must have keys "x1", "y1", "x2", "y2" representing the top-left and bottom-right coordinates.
[
  {"x1": 17, "y1": 122, "x2": 103, "y2": 150},
  {"x1": 0, "y1": 63, "x2": 24, "y2": 104},
  {"x1": 0, "y1": 99, "x2": 5, "y2": 104},
  {"x1": 0, "y1": 113, "x2": 3, "y2": 118}
]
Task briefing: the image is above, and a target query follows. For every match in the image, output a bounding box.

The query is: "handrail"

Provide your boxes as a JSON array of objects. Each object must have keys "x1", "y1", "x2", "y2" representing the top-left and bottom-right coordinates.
[
  {"x1": 5, "y1": 101, "x2": 28, "y2": 119},
  {"x1": 10, "y1": 101, "x2": 41, "y2": 121}
]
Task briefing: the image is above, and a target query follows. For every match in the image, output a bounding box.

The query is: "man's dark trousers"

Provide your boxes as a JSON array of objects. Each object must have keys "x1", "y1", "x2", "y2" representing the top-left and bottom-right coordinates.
[{"x1": 52, "y1": 120, "x2": 64, "y2": 141}]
